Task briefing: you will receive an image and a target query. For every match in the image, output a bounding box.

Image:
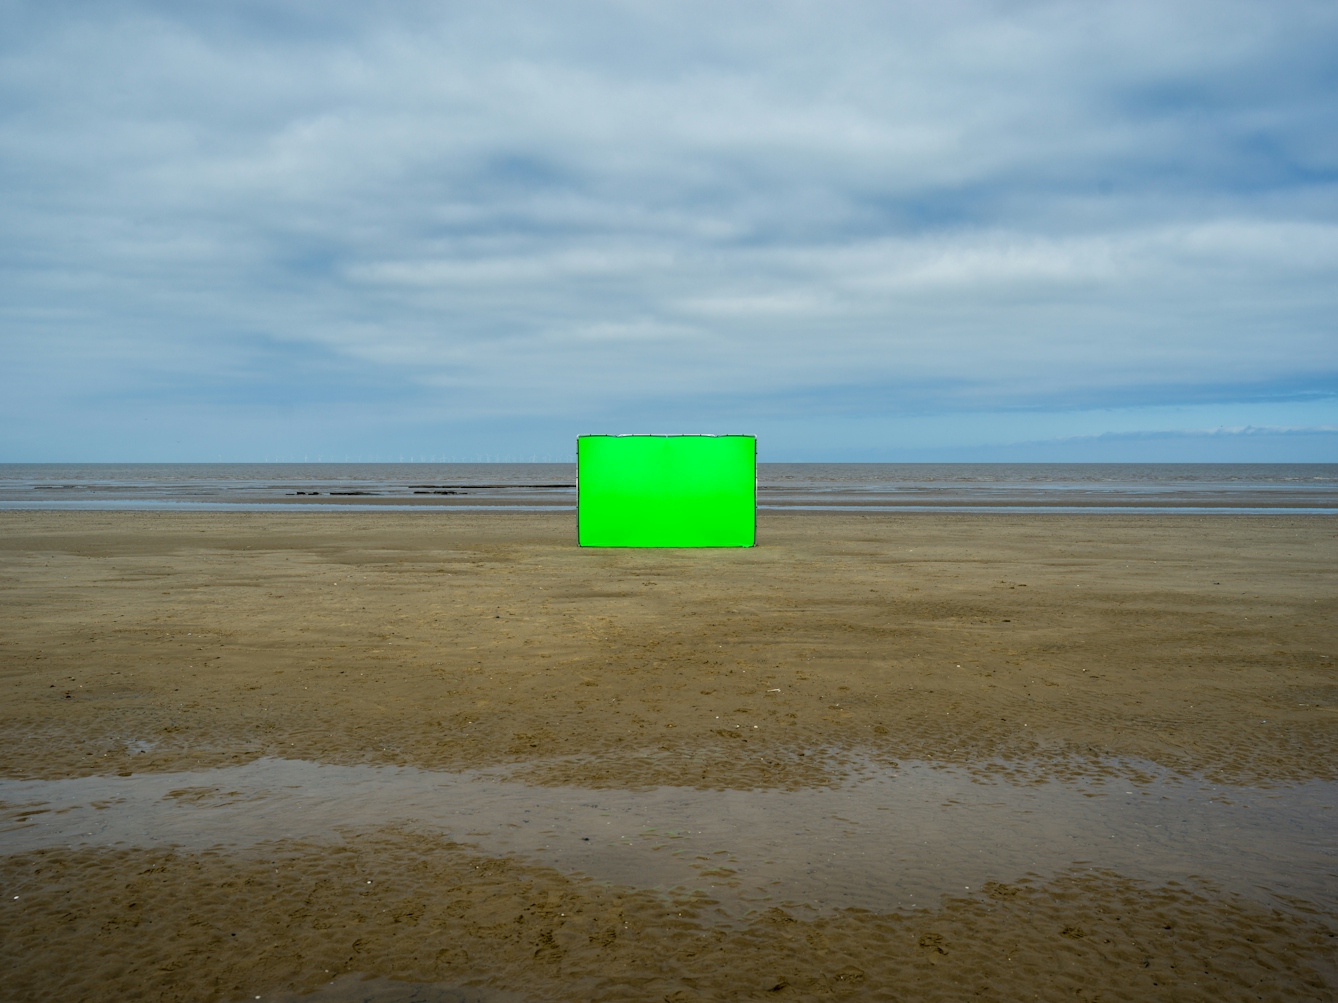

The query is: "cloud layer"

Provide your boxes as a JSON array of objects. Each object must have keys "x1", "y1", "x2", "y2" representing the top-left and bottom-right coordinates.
[{"x1": 2, "y1": 0, "x2": 1336, "y2": 459}]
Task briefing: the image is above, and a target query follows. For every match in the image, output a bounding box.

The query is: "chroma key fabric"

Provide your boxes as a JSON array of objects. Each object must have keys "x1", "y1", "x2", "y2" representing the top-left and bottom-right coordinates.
[{"x1": 577, "y1": 434, "x2": 756, "y2": 547}]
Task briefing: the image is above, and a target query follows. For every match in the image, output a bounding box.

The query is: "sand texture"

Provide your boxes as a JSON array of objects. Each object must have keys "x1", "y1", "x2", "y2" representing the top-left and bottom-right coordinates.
[{"x1": 1, "y1": 511, "x2": 1335, "y2": 1001}]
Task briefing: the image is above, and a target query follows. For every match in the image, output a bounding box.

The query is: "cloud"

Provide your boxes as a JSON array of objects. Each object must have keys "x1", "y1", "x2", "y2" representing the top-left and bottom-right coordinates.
[{"x1": 1, "y1": 0, "x2": 1336, "y2": 458}]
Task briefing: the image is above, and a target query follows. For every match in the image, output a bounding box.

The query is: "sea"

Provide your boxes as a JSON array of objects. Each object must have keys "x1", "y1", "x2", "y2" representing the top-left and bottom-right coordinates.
[{"x1": 1, "y1": 463, "x2": 1335, "y2": 513}]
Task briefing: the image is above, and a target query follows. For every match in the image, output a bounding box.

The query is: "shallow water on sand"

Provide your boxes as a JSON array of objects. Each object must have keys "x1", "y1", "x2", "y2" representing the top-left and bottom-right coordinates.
[
  {"x1": 267, "y1": 974, "x2": 529, "y2": 1003},
  {"x1": 3, "y1": 757, "x2": 1333, "y2": 917}
]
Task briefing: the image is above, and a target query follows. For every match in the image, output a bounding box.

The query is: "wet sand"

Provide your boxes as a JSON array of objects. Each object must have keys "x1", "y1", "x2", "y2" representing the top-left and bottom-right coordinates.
[{"x1": 1, "y1": 510, "x2": 1335, "y2": 1001}]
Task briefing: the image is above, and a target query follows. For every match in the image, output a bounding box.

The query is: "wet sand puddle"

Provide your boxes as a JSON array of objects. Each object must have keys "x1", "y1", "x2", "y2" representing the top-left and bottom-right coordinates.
[
  {"x1": 265, "y1": 974, "x2": 530, "y2": 1003},
  {"x1": 3, "y1": 756, "x2": 1333, "y2": 918}
]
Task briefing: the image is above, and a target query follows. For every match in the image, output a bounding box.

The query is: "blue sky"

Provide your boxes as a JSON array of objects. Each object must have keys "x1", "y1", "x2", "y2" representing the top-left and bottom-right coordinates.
[{"x1": 2, "y1": 0, "x2": 1336, "y2": 462}]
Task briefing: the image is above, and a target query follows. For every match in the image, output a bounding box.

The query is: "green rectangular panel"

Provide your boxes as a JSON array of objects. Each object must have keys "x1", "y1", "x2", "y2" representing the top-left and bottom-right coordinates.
[{"x1": 578, "y1": 434, "x2": 756, "y2": 548}]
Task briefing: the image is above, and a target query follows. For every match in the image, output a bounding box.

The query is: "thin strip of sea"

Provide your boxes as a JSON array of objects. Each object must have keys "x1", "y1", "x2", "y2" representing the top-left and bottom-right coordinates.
[{"x1": 1, "y1": 462, "x2": 1335, "y2": 513}]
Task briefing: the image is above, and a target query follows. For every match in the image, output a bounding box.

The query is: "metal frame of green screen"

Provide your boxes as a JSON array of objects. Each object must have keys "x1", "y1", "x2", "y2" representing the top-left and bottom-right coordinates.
[{"x1": 575, "y1": 433, "x2": 758, "y2": 548}]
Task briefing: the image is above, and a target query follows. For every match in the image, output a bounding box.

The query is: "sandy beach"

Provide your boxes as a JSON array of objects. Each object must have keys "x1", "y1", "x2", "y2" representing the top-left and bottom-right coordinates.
[{"x1": 2, "y1": 510, "x2": 1335, "y2": 1001}]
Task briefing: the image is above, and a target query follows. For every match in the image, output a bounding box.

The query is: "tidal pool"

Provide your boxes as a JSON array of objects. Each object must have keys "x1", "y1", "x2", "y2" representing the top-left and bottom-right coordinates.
[{"x1": 1, "y1": 755, "x2": 1333, "y2": 917}]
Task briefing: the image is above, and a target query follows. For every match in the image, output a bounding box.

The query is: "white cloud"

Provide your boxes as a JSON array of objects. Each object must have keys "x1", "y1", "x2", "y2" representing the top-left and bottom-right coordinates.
[{"x1": 1, "y1": 0, "x2": 1336, "y2": 457}]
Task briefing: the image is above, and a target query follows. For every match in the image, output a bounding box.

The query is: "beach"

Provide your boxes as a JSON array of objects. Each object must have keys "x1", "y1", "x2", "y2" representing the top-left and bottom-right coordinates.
[{"x1": 2, "y1": 510, "x2": 1335, "y2": 1001}]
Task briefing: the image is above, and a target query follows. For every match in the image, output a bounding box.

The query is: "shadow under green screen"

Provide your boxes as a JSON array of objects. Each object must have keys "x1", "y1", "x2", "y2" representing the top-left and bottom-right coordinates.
[{"x1": 577, "y1": 435, "x2": 757, "y2": 548}]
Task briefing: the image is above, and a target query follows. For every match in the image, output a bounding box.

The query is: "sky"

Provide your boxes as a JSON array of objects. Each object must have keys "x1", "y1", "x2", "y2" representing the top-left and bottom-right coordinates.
[{"x1": 2, "y1": 0, "x2": 1336, "y2": 462}]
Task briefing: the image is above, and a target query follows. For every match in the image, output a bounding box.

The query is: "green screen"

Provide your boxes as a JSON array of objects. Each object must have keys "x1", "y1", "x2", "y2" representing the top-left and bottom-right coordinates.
[{"x1": 577, "y1": 434, "x2": 756, "y2": 547}]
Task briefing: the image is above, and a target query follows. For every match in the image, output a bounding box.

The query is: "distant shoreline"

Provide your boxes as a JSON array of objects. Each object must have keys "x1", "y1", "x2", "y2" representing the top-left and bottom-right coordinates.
[
  {"x1": 2, "y1": 461, "x2": 1334, "y2": 513},
  {"x1": 2, "y1": 500, "x2": 1335, "y2": 514}
]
